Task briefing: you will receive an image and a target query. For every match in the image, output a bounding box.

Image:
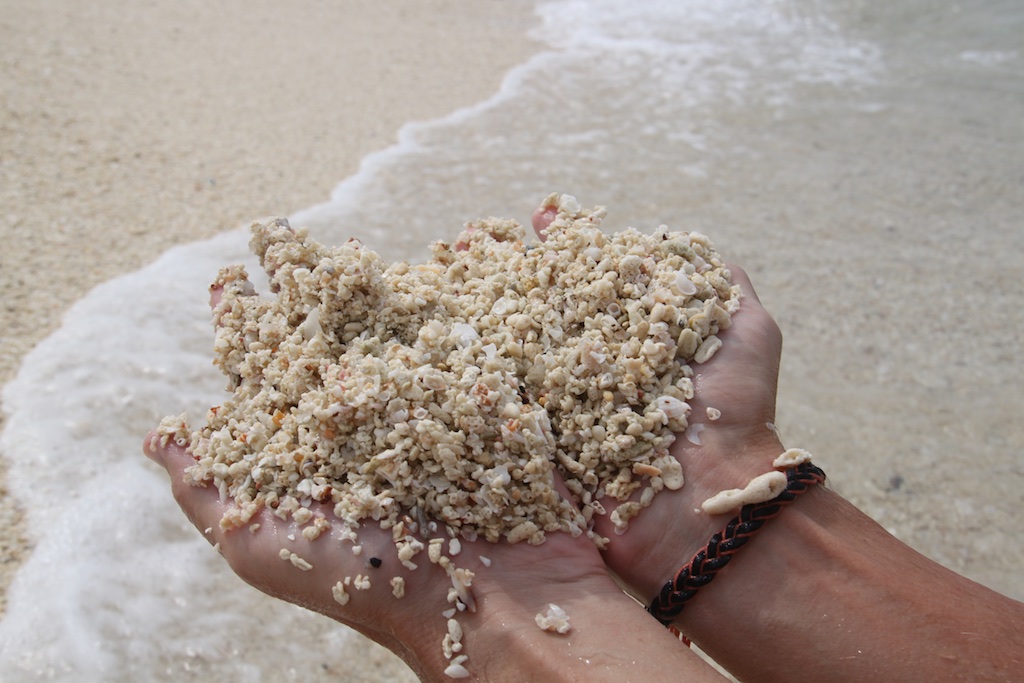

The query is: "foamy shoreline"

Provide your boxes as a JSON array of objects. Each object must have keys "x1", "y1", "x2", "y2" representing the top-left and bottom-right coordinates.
[{"x1": 0, "y1": 0, "x2": 539, "y2": 676}]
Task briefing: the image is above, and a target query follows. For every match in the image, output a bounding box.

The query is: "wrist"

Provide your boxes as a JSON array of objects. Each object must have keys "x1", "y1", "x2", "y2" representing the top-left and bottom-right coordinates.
[
  {"x1": 670, "y1": 486, "x2": 888, "y2": 681},
  {"x1": 386, "y1": 560, "x2": 621, "y2": 681},
  {"x1": 464, "y1": 572, "x2": 718, "y2": 682},
  {"x1": 649, "y1": 458, "x2": 824, "y2": 625},
  {"x1": 458, "y1": 572, "x2": 618, "y2": 680},
  {"x1": 612, "y1": 432, "x2": 787, "y2": 604},
  {"x1": 398, "y1": 567, "x2": 718, "y2": 682}
]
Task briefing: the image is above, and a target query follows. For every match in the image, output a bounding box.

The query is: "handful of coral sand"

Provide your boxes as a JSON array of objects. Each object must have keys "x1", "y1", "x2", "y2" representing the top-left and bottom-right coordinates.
[{"x1": 156, "y1": 193, "x2": 738, "y2": 670}]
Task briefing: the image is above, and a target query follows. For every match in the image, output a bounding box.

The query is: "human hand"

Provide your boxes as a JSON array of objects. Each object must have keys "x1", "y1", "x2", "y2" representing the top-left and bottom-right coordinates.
[
  {"x1": 532, "y1": 202, "x2": 787, "y2": 607},
  {"x1": 593, "y1": 266, "x2": 787, "y2": 601},
  {"x1": 145, "y1": 428, "x2": 640, "y2": 680},
  {"x1": 145, "y1": 279, "x2": 630, "y2": 680}
]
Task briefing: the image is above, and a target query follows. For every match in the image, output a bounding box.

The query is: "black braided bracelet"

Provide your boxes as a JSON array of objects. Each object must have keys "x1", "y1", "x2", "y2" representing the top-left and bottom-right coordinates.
[{"x1": 646, "y1": 462, "x2": 826, "y2": 638}]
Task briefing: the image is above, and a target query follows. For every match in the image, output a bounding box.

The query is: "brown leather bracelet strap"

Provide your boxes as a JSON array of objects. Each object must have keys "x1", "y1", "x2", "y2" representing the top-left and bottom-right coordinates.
[{"x1": 647, "y1": 462, "x2": 826, "y2": 638}]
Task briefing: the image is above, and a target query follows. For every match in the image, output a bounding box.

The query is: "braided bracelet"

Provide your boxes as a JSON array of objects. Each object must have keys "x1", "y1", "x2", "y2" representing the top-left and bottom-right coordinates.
[{"x1": 646, "y1": 461, "x2": 826, "y2": 640}]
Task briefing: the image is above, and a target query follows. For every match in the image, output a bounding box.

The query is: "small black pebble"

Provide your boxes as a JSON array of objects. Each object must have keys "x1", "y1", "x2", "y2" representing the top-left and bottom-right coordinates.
[{"x1": 369, "y1": 557, "x2": 382, "y2": 568}]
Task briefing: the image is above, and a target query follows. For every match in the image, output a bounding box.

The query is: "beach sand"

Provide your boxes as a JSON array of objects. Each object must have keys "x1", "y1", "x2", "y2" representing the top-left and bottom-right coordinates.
[{"x1": 0, "y1": 0, "x2": 538, "y2": 665}]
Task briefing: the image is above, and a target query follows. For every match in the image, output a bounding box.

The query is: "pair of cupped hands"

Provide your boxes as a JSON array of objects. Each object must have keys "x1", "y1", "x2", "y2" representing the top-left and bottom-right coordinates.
[{"x1": 144, "y1": 205, "x2": 787, "y2": 677}]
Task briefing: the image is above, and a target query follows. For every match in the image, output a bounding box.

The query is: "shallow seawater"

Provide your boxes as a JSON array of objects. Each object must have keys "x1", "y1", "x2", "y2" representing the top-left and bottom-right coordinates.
[{"x1": 2, "y1": 0, "x2": 1022, "y2": 679}]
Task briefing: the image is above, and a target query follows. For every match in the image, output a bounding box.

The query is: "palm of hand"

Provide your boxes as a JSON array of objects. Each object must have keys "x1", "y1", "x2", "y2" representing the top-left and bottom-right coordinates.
[
  {"x1": 147, "y1": 254, "x2": 615, "y2": 670},
  {"x1": 591, "y1": 267, "x2": 787, "y2": 603},
  {"x1": 528, "y1": 206, "x2": 787, "y2": 603},
  {"x1": 144, "y1": 437, "x2": 610, "y2": 666}
]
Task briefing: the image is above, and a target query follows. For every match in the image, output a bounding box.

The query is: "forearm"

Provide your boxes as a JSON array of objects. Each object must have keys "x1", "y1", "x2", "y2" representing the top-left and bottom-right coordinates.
[{"x1": 675, "y1": 486, "x2": 1024, "y2": 682}]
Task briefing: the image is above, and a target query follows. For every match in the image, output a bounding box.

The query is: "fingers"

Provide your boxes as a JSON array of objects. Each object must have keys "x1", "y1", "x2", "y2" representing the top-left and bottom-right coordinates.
[
  {"x1": 143, "y1": 432, "x2": 226, "y2": 544},
  {"x1": 724, "y1": 263, "x2": 762, "y2": 305},
  {"x1": 209, "y1": 283, "x2": 223, "y2": 309},
  {"x1": 717, "y1": 263, "x2": 782, "y2": 354},
  {"x1": 531, "y1": 201, "x2": 558, "y2": 240}
]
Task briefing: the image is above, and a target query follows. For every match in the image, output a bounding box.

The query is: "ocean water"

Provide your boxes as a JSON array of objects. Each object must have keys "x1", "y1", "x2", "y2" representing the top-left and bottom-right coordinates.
[{"x1": 2, "y1": 0, "x2": 1022, "y2": 680}]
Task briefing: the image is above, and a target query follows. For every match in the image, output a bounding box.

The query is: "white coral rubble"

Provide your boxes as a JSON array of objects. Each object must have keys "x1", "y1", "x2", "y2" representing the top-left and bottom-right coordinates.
[
  {"x1": 535, "y1": 603, "x2": 572, "y2": 634},
  {"x1": 162, "y1": 193, "x2": 738, "y2": 544}
]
